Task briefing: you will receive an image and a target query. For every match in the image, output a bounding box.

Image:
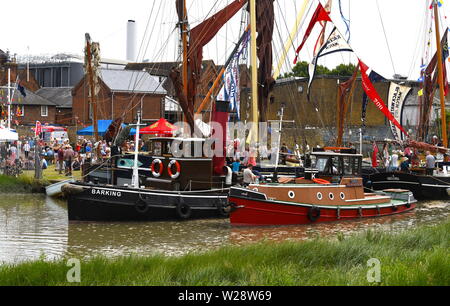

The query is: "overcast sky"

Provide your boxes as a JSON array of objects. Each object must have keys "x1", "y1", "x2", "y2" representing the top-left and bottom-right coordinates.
[{"x1": 1, "y1": 0, "x2": 448, "y2": 80}]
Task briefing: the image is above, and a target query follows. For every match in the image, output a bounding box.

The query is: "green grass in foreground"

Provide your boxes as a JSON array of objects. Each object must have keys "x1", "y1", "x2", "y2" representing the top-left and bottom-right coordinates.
[{"x1": 1, "y1": 219, "x2": 449, "y2": 286}]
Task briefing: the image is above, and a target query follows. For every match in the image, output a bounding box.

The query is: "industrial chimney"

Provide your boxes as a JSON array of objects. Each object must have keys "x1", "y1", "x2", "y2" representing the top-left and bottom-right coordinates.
[{"x1": 127, "y1": 20, "x2": 137, "y2": 62}]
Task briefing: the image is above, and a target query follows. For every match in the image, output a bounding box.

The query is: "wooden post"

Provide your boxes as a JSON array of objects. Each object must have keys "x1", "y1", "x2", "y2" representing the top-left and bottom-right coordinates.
[{"x1": 85, "y1": 34, "x2": 99, "y2": 143}]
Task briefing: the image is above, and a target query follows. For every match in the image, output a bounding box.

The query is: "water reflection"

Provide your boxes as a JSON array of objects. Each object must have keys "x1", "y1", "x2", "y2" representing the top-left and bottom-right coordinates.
[{"x1": 0, "y1": 195, "x2": 449, "y2": 265}]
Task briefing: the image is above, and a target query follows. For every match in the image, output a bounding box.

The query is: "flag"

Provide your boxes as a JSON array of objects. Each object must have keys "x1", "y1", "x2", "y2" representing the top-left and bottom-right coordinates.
[
  {"x1": 35, "y1": 121, "x2": 42, "y2": 137},
  {"x1": 387, "y1": 82, "x2": 412, "y2": 142},
  {"x1": 17, "y1": 81, "x2": 26, "y2": 97},
  {"x1": 293, "y1": 3, "x2": 331, "y2": 64},
  {"x1": 372, "y1": 142, "x2": 379, "y2": 168},
  {"x1": 307, "y1": 26, "x2": 353, "y2": 103},
  {"x1": 216, "y1": 30, "x2": 250, "y2": 119},
  {"x1": 362, "y1": 70, "x2": 385, "y2": 127},
  {"x1": 359, "y1": 59, "x2": 409, "y2": 137}
]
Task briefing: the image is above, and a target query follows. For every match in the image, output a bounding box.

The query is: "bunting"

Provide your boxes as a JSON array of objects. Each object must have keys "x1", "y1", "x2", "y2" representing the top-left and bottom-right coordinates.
[
  {"x1": 359, "y1": 60, "x2": 409, "y2": 137},
  {"x1": 361, "y1": 70, "x2": 385, "y2": 127},
  {"x1": 307, "y1": 26, "x2": 353, "y2": 103},
  {"x1": 293, "y1": 3, "x2": 331, "y2": 64}
]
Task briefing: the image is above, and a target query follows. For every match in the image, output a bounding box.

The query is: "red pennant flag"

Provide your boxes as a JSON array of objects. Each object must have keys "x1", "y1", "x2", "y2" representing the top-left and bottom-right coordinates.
[
  {"x1": 372, "y1": 142, "x2": 379, "y2": 168},
  {"x1": 293, "y1": 3, "x2": 331, "y2": 64},
  {"x1": 358, "y1": 59, "x2": 409, "y2": 137}
]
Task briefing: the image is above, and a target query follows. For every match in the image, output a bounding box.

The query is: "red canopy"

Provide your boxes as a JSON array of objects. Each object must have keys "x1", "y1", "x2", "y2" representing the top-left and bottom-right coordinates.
[{"x1": 140, "y1": 118, "x2": 178, "y2": 136}]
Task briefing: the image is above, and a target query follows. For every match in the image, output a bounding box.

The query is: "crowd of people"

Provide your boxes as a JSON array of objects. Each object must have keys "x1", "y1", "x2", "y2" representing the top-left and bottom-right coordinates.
[{"x1": 376, "y1": 142, "x2": 442, "y2": 175}]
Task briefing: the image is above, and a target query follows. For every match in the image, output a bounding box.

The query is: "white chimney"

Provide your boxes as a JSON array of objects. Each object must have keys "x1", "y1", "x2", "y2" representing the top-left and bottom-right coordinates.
[{"x1": 127, "y1": 20, "x2": 137, "y2": 62}]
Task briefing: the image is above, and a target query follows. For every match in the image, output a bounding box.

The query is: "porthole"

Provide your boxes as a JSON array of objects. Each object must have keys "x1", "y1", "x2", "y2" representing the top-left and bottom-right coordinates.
[
  {"x1": 317, "y1": 192, "x2": 323, "y2": 200},
  {"x1": 329, "y1": 193, "x2": 335, "y2": 200},
  {"x1": 288, "y1": 191, "x2": 296, "y2": 199},
  {"x1": 340, "y1": 192, "x2": 346, "y2": 200},
  {"x1": 253, "y1": 188, "x2": 259, "y2": 192}
]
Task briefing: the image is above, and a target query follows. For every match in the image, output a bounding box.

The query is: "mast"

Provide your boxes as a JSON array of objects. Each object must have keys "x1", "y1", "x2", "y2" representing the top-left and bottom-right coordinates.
[
  {"x1": 7, "y1": 68, "x2": 11, "y2": 130},
  {"x1": 181, "y1": 0, "x2": 189, "y2": 99},
  {"x1": 433, "y1": 0, "x2": 448, "y2": 147},
  {"x1": 85, "y1": 34, "x2": 99, "y2": 143},
  {"x1": 249, "y1": 0, "x2": 258, "y2": 145}
]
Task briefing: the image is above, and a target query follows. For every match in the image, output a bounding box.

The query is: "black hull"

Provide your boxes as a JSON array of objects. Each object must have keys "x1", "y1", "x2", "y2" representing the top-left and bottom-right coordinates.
[
  {"x1": 66, "y1": 183, "x2": 229, "y2": 222},
  {"x1": 365, "y1": 171, "x2": 450, "y2": 200}
]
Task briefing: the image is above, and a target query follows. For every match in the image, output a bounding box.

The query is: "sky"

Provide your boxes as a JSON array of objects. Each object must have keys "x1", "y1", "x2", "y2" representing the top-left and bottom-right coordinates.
[{"x1": 1, "y1": 0, "x2": 449, "y2": 80}]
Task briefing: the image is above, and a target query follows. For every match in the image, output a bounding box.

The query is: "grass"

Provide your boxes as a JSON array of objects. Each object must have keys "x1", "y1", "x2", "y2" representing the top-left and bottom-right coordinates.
[
  {"x1": 0, "y1": 219, "x2": 449, "y2": 286},
  {"x1": 22, "y1": 164, "x2": 82, "y2": 182},
  {"x1": 0, "y1": 175, "x2": 47, "y2": 193}
]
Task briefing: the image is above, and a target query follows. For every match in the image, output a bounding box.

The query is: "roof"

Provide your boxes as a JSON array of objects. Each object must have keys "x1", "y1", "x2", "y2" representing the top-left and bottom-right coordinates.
[
  {"x1": 1, "y1": 85, "x2": 56, "y2": 106},
  {"x1": 36, "y1": 87, "x2": 72, "y2": 108},
  {"x1": 99, "y1": 69, "x2": 167, "y2": 94}
]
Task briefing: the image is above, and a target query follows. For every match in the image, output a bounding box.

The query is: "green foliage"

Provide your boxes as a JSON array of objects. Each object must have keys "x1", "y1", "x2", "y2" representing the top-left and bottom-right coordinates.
[
  {"x1": 282, "y1": 61, "x2": 356, "y2": 79},
  {"x1": 1, "y1": 220, "x2": 449, "y2": 286}
]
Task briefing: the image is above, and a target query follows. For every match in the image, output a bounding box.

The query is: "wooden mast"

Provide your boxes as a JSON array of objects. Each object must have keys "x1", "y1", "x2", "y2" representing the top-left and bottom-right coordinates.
[
  {"x1": 85, "y1": 34, "x2": 99, "y2": 142},
  {"x1": 249, "y1": 0, "x2": 259, "y2": 145},
  {"x1": 182, "y1": 0, "x2": 189, "y2": 100},
  {"x1": 433, "y1": 0, "x2": 448, "y2": 147}
]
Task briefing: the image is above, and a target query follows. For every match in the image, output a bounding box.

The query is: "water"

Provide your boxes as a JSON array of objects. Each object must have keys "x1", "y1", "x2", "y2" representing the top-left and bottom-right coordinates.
[{"x1": 0, "y1": 194, "x2": 449, "y2": 265}]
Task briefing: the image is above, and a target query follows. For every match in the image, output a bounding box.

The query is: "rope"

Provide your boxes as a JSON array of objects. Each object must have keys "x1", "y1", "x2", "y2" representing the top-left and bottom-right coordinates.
[{"x1": 376, "y1": 0, "x2": 397, "y2": 76}]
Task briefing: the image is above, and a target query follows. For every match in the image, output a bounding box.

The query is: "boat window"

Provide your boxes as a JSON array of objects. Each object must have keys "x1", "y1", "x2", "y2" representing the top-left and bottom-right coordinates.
[
  {"x1": 343, "y1": 157, "x2": 353, "y2": 175},
  {"x1": 315, "y1": 157, "x2": 328, "y2": 172}
]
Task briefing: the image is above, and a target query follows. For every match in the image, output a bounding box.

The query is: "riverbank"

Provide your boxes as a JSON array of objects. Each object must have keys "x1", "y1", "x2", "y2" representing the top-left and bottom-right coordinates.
[
  {"x1": 1, "y1": 219, "x2": 448, "y2": 286},
  {"x1": 0, "y1": 164, "x2": 82, "y2": 193},
  {"x1": 0, "y1": 175, "x2": 48, "y2": 193}
]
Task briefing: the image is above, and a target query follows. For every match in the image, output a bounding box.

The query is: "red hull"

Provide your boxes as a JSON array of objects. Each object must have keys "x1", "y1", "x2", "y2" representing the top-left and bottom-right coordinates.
[{"x1": 229, "y1": 196, "x2": 416, "y2": 227}]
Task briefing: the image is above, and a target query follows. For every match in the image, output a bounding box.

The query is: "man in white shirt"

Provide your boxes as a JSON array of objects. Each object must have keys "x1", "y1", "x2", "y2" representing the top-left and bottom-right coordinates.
[
  {"x1": 243, "y1": 164, "x2": 257, "y2": 186},
  {"x1": 390, "y1": 151, "x2": 399, "y2": 172}
]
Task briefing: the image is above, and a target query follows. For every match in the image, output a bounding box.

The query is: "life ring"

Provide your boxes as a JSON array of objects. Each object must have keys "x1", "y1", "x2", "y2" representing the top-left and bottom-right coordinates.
[
  {"x1": 307, "y1": 206, "x2": 321, "y2": 222},
  {"x1": 151, "y1": 159, "x2": 164, "y2": 178},
  {"x1": 313, "y1": 178, "x2": 331, "y2": 185},
  {"x1": 176, "y1": 198, "x2": 191, "y2": 219},
  {"x1": 168, "y1": 160, "x2": 181, "y2": 180}
]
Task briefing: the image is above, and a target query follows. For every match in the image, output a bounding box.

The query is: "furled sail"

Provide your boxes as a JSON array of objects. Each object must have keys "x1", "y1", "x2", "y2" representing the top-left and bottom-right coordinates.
[{"x1": 171, "y1": 0, "x2": 247, "y2": 131}]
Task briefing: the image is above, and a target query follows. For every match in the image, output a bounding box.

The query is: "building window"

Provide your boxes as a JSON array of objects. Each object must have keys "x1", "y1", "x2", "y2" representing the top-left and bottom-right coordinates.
[{"x1": 41, "y1": 106, "x2": 48, "y2": 117}]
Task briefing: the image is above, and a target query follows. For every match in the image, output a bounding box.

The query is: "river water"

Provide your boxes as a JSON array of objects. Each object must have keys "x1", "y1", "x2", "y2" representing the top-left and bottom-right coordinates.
[{"x1": 0, "y1": 194, "x2": 449, "y2": 264}]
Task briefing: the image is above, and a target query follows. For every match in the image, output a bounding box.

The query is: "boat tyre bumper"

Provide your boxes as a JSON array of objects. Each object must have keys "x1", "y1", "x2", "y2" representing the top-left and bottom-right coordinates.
[{"x1": 61, "y1": 184, "x2": 84, "y2": 196}]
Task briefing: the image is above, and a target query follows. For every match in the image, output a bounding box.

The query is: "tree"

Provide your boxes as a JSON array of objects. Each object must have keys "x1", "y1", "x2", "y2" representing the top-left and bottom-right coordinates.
[{"x1": 282, "y1": 62, "x2": 356, "y2": 78}]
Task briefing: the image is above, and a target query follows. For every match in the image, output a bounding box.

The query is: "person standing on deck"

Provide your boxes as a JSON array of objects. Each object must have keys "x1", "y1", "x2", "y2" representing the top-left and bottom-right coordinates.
[
  {"x1": 243, "y1": 164, "x2": 257, "y2": 186},
  {"x1": 425, "y1": 151, "x2": 436, "y2": 176}
]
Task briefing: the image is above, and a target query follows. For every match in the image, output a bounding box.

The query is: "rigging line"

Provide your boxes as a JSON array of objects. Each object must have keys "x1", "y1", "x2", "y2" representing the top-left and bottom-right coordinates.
[
  {"x1": 273, "y1": 16, "x2": 307, "y2": 144},
  {"x1": 375, "y1": 0, "x2": 397, "y2": 76},
  {"x1": 130, "y1": 0, "x2": 165, "y2": 92},
  {"x1": 135, "y1": 0, "x2": 157, "y2": 62},
  {"x1": 117, "y1": 27, "x2": 178, "y2": 123}
]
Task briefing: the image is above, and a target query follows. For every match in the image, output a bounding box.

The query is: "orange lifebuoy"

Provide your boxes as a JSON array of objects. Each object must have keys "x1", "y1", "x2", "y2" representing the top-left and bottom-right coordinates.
[
  {"x1": 313, "y1": 178, "x2": 331, "y2": 185},
  {"x1": 151, "y1": 159, "x2": 164, "y2": 178},
  {"x1": 168, "y1": 160, "x2": 181, "y2": 179}
]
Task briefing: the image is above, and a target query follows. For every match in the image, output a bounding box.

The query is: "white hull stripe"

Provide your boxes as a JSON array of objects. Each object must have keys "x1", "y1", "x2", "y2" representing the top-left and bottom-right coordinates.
[{"x1": 76, "y1": 185, "x2": 228, "y2": 199}]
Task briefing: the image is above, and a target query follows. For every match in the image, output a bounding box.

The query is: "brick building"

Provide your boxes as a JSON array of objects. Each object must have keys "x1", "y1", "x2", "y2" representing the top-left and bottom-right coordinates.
[
  {"x1": 0, "y1": 62, "x2": 57, "y2": 126},
  {"x1": 72, "y1": 69, "x2": 167, "y2": 126}
]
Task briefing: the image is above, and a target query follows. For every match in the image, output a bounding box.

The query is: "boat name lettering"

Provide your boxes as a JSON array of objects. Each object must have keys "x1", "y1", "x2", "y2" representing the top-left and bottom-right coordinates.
[
  {"x1": 387, "y1": 176, "x2": 400, "y2": 181},
  {"x1": 91, "y1": 189, "x2": 122, "y2": 197}
]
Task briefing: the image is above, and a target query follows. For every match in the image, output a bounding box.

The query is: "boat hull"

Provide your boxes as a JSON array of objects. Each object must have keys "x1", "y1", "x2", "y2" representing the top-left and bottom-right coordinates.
[
  {"x1": 65, "y1": 183, "x2": 229, "y2": 222},
  {"x1": 366, "y1": 171, "x2": 450, "y2": 200},
  {"x1": 229, "y1": 187, "x2": 416, "y2": 227}
]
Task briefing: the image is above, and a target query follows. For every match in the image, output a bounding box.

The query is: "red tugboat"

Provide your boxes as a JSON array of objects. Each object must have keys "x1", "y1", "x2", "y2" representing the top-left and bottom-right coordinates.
[{"x1": 229, "y1": 151, "x2": 416, "y2": 226}]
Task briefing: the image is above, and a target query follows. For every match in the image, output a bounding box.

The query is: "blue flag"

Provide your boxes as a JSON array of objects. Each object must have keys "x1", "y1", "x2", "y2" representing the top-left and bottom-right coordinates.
[{"x1": 17, "y1": 82, "x2": 26, "y2": 97}]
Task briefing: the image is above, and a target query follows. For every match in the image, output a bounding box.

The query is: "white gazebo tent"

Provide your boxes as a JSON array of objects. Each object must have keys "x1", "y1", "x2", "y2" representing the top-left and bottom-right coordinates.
[{"x1": 0, "y1": 127, "x2": 18, "y2": 142}]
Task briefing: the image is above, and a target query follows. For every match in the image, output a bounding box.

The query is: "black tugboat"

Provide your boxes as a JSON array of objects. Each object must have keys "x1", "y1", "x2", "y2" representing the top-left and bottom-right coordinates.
[{"x1": 63, "y1": 135, "x2": 233, "y2": 222}]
